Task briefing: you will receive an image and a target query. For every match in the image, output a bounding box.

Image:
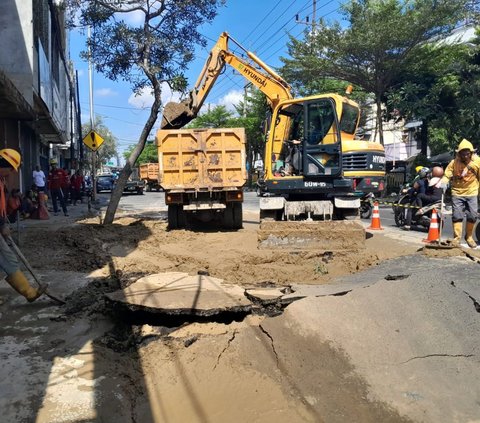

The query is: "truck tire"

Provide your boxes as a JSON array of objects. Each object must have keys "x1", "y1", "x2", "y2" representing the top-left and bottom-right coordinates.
[
  {"x1": 474, "y1": 220, "x2": 480, "y2": 243},
  {"x1": 232, "y1": 203, "x2": 243, "y2": 229},
  {"x1": 168, "y1": 205, "x2": 186, "y2": 230},
  {"x1": 224, "y1": 203, "x2": 243, "y2": 229}
]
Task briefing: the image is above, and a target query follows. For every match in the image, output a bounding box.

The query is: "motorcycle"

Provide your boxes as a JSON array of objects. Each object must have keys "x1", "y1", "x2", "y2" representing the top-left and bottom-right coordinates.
[
  {"x1": 359, "y1": 192, "x2": 376, "y2": 220},
  {"x1": 393, "y1": 193, "x2": 446, "y2": 230}
]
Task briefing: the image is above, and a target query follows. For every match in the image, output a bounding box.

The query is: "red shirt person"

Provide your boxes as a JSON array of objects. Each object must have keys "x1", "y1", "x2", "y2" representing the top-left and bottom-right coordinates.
[
  {"x1": 70, "y1": 170, "x2": 84, "y2": 205},
  {"x1": 47, "y1": 159, "x2": 69, "y2": 216}
]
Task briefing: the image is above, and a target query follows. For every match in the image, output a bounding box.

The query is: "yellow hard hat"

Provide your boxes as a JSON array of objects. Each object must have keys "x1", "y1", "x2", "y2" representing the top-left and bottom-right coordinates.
[
  {"x1": 415, "y1": 165, "x2": 424, "y2": 173},
  {"x1": 456, "y1": 138, "x2": 475, "y2": 152},
  {"x1": 50, "y1": 158, "x2": 58, "y2": 165},
  {"x1": 0, "y1": 148, "x2": 21, "y2": 171}
]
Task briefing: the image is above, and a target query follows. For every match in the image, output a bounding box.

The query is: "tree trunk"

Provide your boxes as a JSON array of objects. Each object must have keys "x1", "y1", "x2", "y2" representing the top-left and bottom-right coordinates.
[
  {"x1": 103, "y1": 76, "x2": 161, "y2": 224},
  {"x1": 376, "y1": 97, "x2": 384, "y2": 146}
]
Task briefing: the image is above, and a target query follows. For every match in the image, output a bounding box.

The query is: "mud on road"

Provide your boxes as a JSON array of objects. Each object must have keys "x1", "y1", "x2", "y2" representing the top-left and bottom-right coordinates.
[{"x1": 4, "y1": 212, "x2": 477, "y2": 422}]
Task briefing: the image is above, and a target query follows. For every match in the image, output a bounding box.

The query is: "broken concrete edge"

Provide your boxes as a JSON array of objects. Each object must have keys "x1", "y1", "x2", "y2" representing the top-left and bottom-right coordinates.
[{"x1": 104, "y1": 295, "x2": 254, "y2": 317}]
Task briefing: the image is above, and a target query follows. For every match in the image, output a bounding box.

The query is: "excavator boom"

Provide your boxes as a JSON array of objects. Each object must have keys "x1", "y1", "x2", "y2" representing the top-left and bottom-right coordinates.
[{"x1": 161, "y1": 32, "x2": 292, "y2": 129}]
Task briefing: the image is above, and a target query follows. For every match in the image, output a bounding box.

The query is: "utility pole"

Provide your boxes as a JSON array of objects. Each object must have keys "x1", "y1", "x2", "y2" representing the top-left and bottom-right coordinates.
[
  {"x1": 87, "y1": 26, "x2": 97, "y2": 200},
  {"x1": 296, "y1": 0, "x2": 317, "y2": 26}
]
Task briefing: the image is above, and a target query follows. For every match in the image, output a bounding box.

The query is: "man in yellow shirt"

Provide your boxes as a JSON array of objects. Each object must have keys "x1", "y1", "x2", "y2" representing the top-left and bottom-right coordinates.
[{"x1": 440, "y1": 139, "x2": 480, "y2": 248}]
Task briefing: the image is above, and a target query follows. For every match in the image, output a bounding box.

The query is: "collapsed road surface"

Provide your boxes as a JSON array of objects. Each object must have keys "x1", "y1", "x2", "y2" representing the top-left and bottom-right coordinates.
[{"x1": 0, "y1": 213, "x2": 479, "y2": 422}]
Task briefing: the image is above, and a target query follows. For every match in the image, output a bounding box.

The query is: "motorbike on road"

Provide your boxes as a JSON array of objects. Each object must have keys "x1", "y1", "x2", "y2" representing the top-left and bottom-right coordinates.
[
  {"x1": 393, "y1": 193, "x2": 446, "y2": 230},
  {"x1": 359, "y1": 192, "x2": 376, "y2": 220}
]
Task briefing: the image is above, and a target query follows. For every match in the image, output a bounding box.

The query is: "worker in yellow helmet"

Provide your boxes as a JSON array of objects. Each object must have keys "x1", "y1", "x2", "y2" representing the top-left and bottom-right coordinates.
[
  {"x1": 0, "y1": 149, "x2": 47, "y2": 302},
  {"x1": 440, "y1": 139, "x2": 480, "y2": 248}
]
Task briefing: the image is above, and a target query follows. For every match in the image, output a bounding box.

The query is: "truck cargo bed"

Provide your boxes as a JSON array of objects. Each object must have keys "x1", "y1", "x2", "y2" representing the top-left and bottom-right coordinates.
[{"x1": 156, "y1": 128, "x2": 246, "y2": 191}]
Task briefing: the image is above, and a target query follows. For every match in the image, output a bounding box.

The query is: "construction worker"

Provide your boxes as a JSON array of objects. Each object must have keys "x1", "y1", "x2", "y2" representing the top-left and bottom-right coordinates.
[
  {"x1": 48, "y1": 158, "x2": 69, "y2": 216},
  {"x1": 440, "y1": 139, "x2": 480, "y2": 248},
  {"x1": 0, "y1": 148, "x2": 47, "y2": 302}
]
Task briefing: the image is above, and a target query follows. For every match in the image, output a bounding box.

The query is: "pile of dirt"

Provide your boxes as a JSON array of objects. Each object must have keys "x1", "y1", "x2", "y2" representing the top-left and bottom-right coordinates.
[{"x1": 19, "y1": 216, "x2": 421, "y2": 288}]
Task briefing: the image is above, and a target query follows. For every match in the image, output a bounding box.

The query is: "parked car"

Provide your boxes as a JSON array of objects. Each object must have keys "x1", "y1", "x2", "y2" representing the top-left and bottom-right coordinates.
[
  {"x1": 96, "y1": 174, "x2": 114, "y2": 192},
  {"x1": 123, "y1": 178, "x2": 145, "y2": 195}
]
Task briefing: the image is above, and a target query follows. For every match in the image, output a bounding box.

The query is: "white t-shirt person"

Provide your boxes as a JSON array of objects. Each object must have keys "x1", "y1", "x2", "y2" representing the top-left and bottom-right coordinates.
[{"x1": 32, "y1": 165, "x2": 46, "y2": 191}]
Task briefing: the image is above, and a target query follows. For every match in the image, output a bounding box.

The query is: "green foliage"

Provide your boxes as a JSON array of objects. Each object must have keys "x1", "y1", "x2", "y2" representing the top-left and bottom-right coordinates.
[
  {"x1": 280, "y1": 0, "x2": 470, "y2": 144},
  {"x1": 66, "y1": 0, "x2": 225, "y2": 92},
  {"x1": 81, "y1": 115, "x2": 118, "y2": 165},
  {"x1": 123, "y1": 142, "x2": 158, "y2": 165},
  {"x1": 187, "y1": 105, "x2": 236, "y2": 128}
]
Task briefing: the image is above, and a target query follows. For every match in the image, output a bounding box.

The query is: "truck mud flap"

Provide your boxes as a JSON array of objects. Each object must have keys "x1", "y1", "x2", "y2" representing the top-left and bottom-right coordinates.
[{"x1": 258, "y1": 220, "x2": 365, "y2": 251}]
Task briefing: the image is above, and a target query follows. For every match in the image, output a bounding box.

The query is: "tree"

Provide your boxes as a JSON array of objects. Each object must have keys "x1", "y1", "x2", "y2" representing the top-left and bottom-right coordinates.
[
  {"x1": 66, "y1": 0, "x2": 224, "y2": 223},
  {"x1": 280, "y1": 0, "x2": 469, "y2": 144},
  {"x1": 82, "y1": 115, "x2": 118, "y2": 168},
  {"x1": 187, "y1": 105, "x2": 235, "y2": 128},
  {"x1": 386, "y1": 43, "x2": 470, "y2": 155},
  {"x1": 123, "y1": 142, "x2": 158, "y2": 164},
  {"x1": 232, "y1": 88, "x2": 268, "y2": 185}
]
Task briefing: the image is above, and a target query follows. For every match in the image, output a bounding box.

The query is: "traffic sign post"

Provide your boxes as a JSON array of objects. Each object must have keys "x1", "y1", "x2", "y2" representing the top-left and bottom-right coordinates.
[
  {"x1": 83, "y1": 130, "x2": 104, "y2": 202},
  {"x1": 83, "y1": 130, "x2": 104, "y2": 152}
]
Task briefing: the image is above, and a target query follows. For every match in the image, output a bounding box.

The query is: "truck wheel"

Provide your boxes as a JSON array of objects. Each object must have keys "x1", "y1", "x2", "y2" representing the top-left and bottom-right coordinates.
[
  {"x1": 168, "y1": 205, "x2": 186, "y2": 229},
  {"x1": 232, "y1": 203, "x2": 243, "y2": 229},
  {"x1": 474, "y1": 220, "x2": 480, "y2": 242},
  {"x1": 224, "y1": 203, "x2": 242, "y2": 229}
]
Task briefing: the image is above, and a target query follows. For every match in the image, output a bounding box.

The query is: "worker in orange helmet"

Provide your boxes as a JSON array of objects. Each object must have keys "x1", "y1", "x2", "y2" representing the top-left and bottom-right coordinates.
[
  {"x1": 0, "y1": 149, "x2": 47, "y2": 303},
  {"x1": 440, "y1": 139, "x2": 480, "y2": 248}
]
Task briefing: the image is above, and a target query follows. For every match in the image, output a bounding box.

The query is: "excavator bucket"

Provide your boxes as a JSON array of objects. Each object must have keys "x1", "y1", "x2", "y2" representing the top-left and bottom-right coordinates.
[
  {"x1": 258, "y1": 220, "x2": 365, "y2": 251},
  {"x1": 161, "y1": 100, "x2": 195, "y2": 129}
]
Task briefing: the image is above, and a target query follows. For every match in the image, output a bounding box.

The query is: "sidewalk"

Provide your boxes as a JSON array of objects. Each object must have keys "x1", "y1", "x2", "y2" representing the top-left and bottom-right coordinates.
[{"x1": 11, "y1": 197, "x2": 107, "y2": 232}]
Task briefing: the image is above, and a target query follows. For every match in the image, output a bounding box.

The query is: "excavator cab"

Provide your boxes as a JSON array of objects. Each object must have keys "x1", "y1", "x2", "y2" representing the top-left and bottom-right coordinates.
[{"x1": 267, "y1": 97, "x2": 343, "y2": 182}]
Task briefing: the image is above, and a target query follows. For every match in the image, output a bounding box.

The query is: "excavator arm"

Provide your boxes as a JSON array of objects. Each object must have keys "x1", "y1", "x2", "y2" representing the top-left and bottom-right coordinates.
[{"x1": 161, "y1": 32, "x2": 293, "y2": 129}]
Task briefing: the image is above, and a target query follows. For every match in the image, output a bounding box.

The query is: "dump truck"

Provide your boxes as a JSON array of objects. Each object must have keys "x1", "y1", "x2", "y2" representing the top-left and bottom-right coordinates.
[
  {"x1": 156, "y1": 127, "x2": 246, "y2": 229},
  {"x1": 139, "y1": 163, "x2": 161, "y2": 192},
  {"x1": 161, "y1": 32, "x2": 385, "y2": 249}
]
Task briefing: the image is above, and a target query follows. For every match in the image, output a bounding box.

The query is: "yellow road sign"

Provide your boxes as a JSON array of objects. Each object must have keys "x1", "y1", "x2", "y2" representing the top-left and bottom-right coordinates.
[{"x1": 83, "y1": 130, "x2": 104, "y2": 151}]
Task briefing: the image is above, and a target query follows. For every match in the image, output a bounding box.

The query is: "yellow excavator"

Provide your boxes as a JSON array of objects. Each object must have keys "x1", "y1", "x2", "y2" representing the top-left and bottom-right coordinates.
[{"x1": 161, "y1": 32, "x2": 385, "y2": 249}]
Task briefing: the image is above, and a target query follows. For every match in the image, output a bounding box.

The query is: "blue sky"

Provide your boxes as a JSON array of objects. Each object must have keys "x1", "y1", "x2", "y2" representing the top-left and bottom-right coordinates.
[{"x1": 69, "y1": 0, "x2": 344, "y2": 162}]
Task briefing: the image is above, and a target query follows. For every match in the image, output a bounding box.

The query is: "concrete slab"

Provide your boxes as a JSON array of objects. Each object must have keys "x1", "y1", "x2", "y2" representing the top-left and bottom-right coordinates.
[
  {"x1": 245, "y1": 288, "x2": 285, "y2": 303},
  {"x1": 106, "y1": 272, "x2": 253, "y2": 316}
]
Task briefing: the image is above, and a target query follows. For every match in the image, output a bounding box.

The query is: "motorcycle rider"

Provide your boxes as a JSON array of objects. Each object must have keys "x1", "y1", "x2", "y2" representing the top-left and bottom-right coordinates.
[
  {"x1": 401, "y1": 166, "x2": 430, "y2": 230},
  {"x1": 440, "y1": 139, "x2": 480, "y2": 248}
]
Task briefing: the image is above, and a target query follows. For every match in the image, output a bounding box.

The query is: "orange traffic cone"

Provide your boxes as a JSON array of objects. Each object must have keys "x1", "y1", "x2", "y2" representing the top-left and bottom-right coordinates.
[
  {"x1": 423, "y1": 208, "x2": 439, "y2": 243},
  {"x1": 367, "y1": 201, "x2": 383, "y2": 230}
]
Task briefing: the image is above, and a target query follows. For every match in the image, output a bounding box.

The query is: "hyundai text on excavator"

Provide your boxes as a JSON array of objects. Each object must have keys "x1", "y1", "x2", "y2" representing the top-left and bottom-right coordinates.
[{"x1": 160, "y1": 32, "x2": 385, "y2": 250}]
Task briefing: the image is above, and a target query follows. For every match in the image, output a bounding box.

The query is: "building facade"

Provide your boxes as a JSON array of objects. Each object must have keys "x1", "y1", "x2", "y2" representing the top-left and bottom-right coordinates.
[{"x1": 0, "y1": 0, "x2": 80, "y2": 191}]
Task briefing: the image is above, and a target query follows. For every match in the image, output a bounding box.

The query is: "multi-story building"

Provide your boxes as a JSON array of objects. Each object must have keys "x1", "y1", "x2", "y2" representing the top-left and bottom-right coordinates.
[{"x1": 0, "y1": 0, "x2": 80, "y2": 191}]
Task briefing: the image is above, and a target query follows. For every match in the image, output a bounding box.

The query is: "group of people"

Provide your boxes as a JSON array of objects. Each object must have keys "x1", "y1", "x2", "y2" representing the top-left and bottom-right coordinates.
[
  {"x1": 8, "y1": 159, "x2": 87, "y2": 220},
  {"x1": 403, "y1": 138, "x2": 480, "y2": 249}
]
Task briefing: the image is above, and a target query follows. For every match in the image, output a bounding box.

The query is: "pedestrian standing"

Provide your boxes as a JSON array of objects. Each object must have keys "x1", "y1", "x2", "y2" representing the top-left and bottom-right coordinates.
[
  {"x1": 70, "y1": 170, "x2": 84, "y2": 205},
  {"x1": 47, "y1": 159, "x2": 69, "y2": 216},
  {"x1": 32, "y1": 165, "x2": 46, "y2": 192},
  {"x1": 0, "y1": 148, "x2": 47, "y2": 303},
  {"x1": 440, "y1": 139, "x2": 480, "y2": 248}
]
